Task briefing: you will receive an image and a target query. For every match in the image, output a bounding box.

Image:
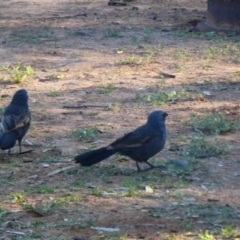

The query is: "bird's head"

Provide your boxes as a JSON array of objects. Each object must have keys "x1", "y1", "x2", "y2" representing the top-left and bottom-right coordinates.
[
  {"x1": 147, "y1": 110, "x2": 168, "y2": 125},
  {"x1": 10, "y1": 89, "x2": 29, "y2": 106}
]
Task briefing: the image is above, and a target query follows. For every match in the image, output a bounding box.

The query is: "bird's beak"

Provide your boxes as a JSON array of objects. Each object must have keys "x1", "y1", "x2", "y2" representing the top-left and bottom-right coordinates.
[{"x1": 163, "y1": 112, "x2": 168, "y2": 117}]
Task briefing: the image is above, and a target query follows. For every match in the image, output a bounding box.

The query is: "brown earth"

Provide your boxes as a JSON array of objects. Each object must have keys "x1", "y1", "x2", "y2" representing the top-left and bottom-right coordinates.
[{"x1": 1, "y1": 0, "x2": 240, "y2": 239}]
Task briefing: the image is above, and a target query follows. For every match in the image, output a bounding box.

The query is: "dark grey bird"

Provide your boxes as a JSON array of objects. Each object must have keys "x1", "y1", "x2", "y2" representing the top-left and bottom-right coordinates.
[
  {"x1": 75, "y1": 110, "x2": 168, "y2": 171},
  {"x1": 0, "y1": 89, "x2": 31, "y2": 153}
]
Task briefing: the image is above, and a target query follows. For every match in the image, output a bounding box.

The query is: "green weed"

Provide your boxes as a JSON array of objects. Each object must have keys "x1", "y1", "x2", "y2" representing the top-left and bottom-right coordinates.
[
  {"x1": 11, "y1": 63, "x2": 34, "y2": 83},
  {"x1": 91, "y1": 187, "x2": 104, "y2": 196},
  {"x1": 198, "y1": 230, "x2": 215, "y2": 240},
  {"x1": 98, "y1": 83, "x2": 116, "y2": 94},
  {"x1": 0, "y1": 64, "x2": 10, "y2": 71},
  {"x1": 117, "y1": 55, "x2": 142, "y2": 65},
  {"x1": 49, "y1": 91, "x2": 61, "y2": 97},
  {"x1": 121, "y1": 179, "x2": 139, "y2": 197},
  {"x1": 23, "y1": 194, "x2": 81, "y2": 216},
  {"x1": 221, "y1": 225, "x2": 238, "y2": 238},
  {"x1": 136, "y1": 90, "x2": 201, "y2": 105},
  {"x1": 185, "y1": 134, "x2": 229, "y2": 158},
  {"x1": 9, "y1": 192, "x2": 26, "y2": 203},
  {"x1": 11, "y1": 32, "x2": 52, "y2": 43},
  {"x1": 71, "y1": 127, "x2": 99, "y2": 141},
  {"x1": 0, "y1": 207, "x2": 6, "y2": 221},
  {"x1": 25, "y1": 185, "x2": 55, "y2": 194},
  {"x1": 109, "y1": 102, "x2": 120, "y2": 110},
  {"x1": 190, "y1": 113, "x2": 238, "y2": 134},
  {"x1": 105, "y1": 29, "x2": 123, "y2": 38}
]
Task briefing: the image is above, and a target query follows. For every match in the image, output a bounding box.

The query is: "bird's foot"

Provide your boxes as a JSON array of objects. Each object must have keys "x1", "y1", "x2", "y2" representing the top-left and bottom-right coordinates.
[
  {"x1": 137, "y1": 162, "x2": 163, "y2": 172},
  {"x1": 19, "y1": 149, "x2": 34, "y2": 155}
]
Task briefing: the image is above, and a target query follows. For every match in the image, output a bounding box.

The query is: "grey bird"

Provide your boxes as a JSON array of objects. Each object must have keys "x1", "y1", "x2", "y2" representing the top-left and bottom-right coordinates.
[
  {"x1": 75, "y1": 110, "x2": 168, "y2": 171},
  {"x1": 0, "y1": 89, "x2": 31, "y2": 153}
]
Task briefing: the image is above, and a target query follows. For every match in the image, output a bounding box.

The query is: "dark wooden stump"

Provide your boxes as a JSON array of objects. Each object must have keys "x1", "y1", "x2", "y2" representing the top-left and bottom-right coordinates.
[{"x1": 197, "y1": 0, "x2": 240, "y2": 33}]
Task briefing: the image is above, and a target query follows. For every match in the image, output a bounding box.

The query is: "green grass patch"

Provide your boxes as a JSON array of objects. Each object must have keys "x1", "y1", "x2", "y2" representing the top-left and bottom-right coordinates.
[
  {"x1": 185, "y1": 134, "x2": 229, "y2": 158},
  {"x1": 198, "y1": 230, "x2": 215, "y2": 240},
  {"x1": 98, "y1": 83, "x2": 116, "y2": 94},
  {"x1": 190, "y1": 112, "x2": 238, "y2": 135},
  {"x1": 11, "y1": 30, "x2": 53, "y2": 43},
  {"x1": 121, "y1": 178, "x2": 139, "y2": 197},
  {"x1": 0, "y1": 62, "x2": 34, "y2": 84},
  {"x1": 11, "y1": 63, "x2": 34, "y2": 83},
  {"x1": 71, "y1": 126, "x2": 99, "y2": 141},
  {"x1": 117, "y1": 55, "x2": 143, "y2": 65},
  {"x1": 25, "y1": 185, "x2": 55, "y2": 194},
  {"x1": 105, "y1": 29, "x2": 123, "y2": 38},
  {"x1": 221, "y1": 225, "x2": 238, "y2": 238},
  {"x1": 136, "y1": 90, "x2": 201, "y2": 105},
  {"x1": 9, "y1": 192, "x2": 26, "y2": 203},
  {"x1": 23, "y1": 194, "x2": 82, "y2": 216}
]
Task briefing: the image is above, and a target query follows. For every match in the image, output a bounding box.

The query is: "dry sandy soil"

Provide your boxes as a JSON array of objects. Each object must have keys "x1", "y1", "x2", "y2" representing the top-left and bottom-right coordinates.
[{"x1": 1, "y1": 0, "x2": 240, "y2": 239}]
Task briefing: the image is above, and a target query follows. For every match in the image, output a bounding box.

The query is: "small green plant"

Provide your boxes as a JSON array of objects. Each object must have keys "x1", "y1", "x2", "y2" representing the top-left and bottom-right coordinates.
[
  {"x1": 190, "y1": 113, "x2": 238, "y2": 135},
  {"x1": 91, "y1": 187, "x2": 103, "y2": 196},
  {"x1": 11, "y1": 63, "x2": 34, "y2": 83},
  {"x1": 105, "y1": 29, "x2": 123, "y2": 38},
  {"x1": 23, "y1": 194, "x2": 81, "y2": 216},
  {"x1": 27, "y1": 186, "x2": 55, "y2": 194},
  {"x1": 198, "y1": 230, "x2": 215, "y2": 240},
  {"x1": 121, "y1": 179, "x2": 139, "y2": 197},
  {"x1": 23, "y1": 203, "x2": 56, "y2": 216},
  {"x1": 10, "y1": 192, "x2": 26, "y2": 203},
  {"x1": 142, "y1": 27, "x2": 154, "y2": 42},
  {"x1": 120, "y1": 233, "x2": 128, "y2": 240},
  {"x1": 189, "y1": 204, "x2": 234, "y2": 219},
  {"x1": 0, "y1": 207, "x2": 6, "y2": 221},
  {"x1": 149, "y1": 209, "x2": 162, "y2": 218},
  {"x1": 0, "y1": 64, "x2": 10, "y2": 71},
  {"x1": 98, "y1": 83, "x2": 116, "y2": 94},
  {"x1": 47, "y1": 73, "x2": 64, "y2": 80},
  {"x1": 117, "y1": 55, "x2": 142, "y2": 65},
  {"x1": 181, "y1": 219, "x2": 193, "y2": 231},
  {"x1": 71, "y1": 127, "x2": 99, "y2": 141},
  {"x1": 32, "y1": 220, "x2": 46, "y2": 227},
  {"x1": 109, "y1": 102, "x2": 120, "y2": 109},
  {"x1": 143, "y1": 52, "x2": 155, "y2": 63},
  {"x1": 50, "y1": 91, "x2": 61, "y2": 97},
  {"x1": 221, "y1": 225, "x2": 238, "y2": 238},
  {"x1": 54, "y1": 194, "x2": 82, "y2": 204},
  {"x1": 185, "y1": 134, "x2": 229, "y2": 158},
  {"x1": 11, "y1": 32, "x2": 52, "y2": 43},
  {"x1": 130, "y1": 35, "x2": 138, "y2": 43},
  {"x1": 136, "y1": 90, "x2": 200, "y2": 105}
]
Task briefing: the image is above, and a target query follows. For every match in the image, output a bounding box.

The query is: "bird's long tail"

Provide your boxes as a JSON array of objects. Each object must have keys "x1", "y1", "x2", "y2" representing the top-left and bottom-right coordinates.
[
  {"x1": 0, "y1": 132, "x2": 16, "y2": 150},
  {"x1": 75, "y1": 147, "x2": 117, "y2": 166}
]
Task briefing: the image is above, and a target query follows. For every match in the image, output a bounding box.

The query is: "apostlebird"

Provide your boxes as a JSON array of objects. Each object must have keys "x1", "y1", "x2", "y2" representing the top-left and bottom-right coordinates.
[
  {"x1": 75, "y1": 110, "x2": 168, "y2": 171},
  {"x1": 0, "y1": 89, "x2": 31, "y2": 153}
]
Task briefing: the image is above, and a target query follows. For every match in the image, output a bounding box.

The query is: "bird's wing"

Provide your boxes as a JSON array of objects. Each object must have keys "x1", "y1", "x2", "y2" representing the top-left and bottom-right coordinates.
[
  {"x1": 107, "y1": 131, "x2": 152, "y2": 150},
  {"x1": 1, "y1": 114, "x2": 30, "y2": 133}
]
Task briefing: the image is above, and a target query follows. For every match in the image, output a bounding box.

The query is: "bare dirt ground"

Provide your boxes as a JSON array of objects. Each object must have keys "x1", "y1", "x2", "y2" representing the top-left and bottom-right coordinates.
[{"x1": 1, "y1": 0, "x2": 240, "y2": 239}]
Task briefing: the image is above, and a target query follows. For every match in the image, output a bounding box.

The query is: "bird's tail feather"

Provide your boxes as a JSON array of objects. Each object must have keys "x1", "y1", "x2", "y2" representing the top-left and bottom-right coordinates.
[
  {"x1": 0, "y1": 132, "x2": 16, "y2": 150},
  {"x1": 75, "y1": 147, "x2": 117, "y2": 166}
]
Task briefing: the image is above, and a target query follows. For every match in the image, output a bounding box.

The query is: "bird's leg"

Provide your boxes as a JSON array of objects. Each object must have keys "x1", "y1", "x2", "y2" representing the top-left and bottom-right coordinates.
[
  {"x1": 18, "y1": 140, "x2": 22, "y2": 153},
  {"x1": 137, "y1": 162, "x2": 154, "y2": 172},
  {"x1": 145, "y1": 161, "x2": 157, "y2": 169},
  {"x1": 136, "y1": 162, "x2": 143, "y2": 172},
  {"x1": 18, "y1": 139, "x2": 34, "y2": 155},
  {"x1": 137, "y1": 161, "x2": 160, "y2": 172}
]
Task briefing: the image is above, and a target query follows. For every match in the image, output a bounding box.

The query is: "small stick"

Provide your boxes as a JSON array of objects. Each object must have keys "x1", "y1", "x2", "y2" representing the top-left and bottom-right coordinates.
[
  {"x1": 159, "y1": 71, "x2": 176, "y2": 78},
  {"x1": 63, "y1": 104, "x2": 110, "y2": 108}
]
